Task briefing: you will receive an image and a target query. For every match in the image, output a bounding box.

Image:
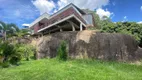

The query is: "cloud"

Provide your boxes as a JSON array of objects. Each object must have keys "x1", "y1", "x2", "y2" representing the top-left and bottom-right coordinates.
[
  {"x1": 57, "y1": 0, "x2": 109, "y2": 10},
  {"x1": 32, "y1": 0, "x2": 110, "y2": 15},
  {"x1": 124, "y1": 16, "x2": 127, "y2": 19},
  {"x1": 0, "y1": 0, "x2": 39, "y2": 28},
  {"x1": 32, "y1": 0, "x2": 56, "y2": 15},
  {"x1": 137, "y1": 21, "x2": 142, "y2": 24},
  {"x1": 141, "y1": 6, "x2": 142, "y2": 11},
  {"x1": 22, "y1": 24, "x2": 30, "y2": 27},
  {"x1": 96, "y1": 8, "x2": 113, "y2": 19},
  {"x1": 122, "y1": 16, "x2": 128, "y2": 22},
  {"x1": 57, "y1": 0, "x2": 68, "y2": 10}
]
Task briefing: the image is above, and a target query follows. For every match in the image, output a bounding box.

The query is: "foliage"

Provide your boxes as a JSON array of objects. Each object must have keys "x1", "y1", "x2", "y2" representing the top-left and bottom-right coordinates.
[
  {"x1": 0, "y1": 41, "x2": 22, "y2": 65},
  {"x1": 15, "y1": 29, "x2": 31, "y2": 38},
  {"x1": 0, "y1": 61, "x2": 10, "y2": 68},
  {"x1": 0, "y1": 21, "x2": 31, "y2": 40},
  {"x1": 101, "y1": 21, "x2": 142, "y2": 45},
  {"x1": 0, "y1": 59, "x2": 142, "y2": 80},
  {"x1": 0, "y1": 41, "x2": 36, "y2": 67},
  {"x1": 89, "y1": 11, "x2": 142, "y2": 46},
  {"x1": 0, "y1": 41, "x2": 16, "y2": 62},
  {"x1": 57, "y1": 41, "x2": 68, "y2": 61},
  {"x1": 14, "y1": 44, "x2": 36, "y2": 61},
  {"x1": 0, "y1": 21, "x2": 19, "y2": 39}
]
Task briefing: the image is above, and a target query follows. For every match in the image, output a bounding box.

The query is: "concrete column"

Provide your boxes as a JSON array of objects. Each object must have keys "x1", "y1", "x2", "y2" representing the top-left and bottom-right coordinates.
[
  {"x1": 80, "y1": 23, "x2": 83, "y2": 31},
  {"x1": 71, "y1": 23, "x2": 75, "y2": 31},
  {"x1": 58, "y1": 25, "x2": 63, "y2": 32},
  {"x1": 60, "y1": 28, "x2": 63, "y2": 32}
]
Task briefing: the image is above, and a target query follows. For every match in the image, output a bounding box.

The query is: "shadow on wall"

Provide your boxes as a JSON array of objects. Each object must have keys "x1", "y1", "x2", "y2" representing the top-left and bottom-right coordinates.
[{"x1": 36, "y1": 30, "x2": 142, "y2": 62}]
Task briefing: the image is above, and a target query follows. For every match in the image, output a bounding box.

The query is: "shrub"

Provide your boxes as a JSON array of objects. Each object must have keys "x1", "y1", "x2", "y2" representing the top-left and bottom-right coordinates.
[
  {"x1": 0, "y1": 40, "x2": 36, "y2": 68},
  {"x1": 15, "y1": 44, "x2": 36, "y2": 61},
  {"x1": 0, "y1": 62, "x2": 10, "y2": 68},
  {"x1": 9, "y1": 55, "x2": 21, "y2": 65},
  {"x1": 0, "y1": 41, "x2": 22, "y2": 66},
  {"x1": 57, "y1": 41, "x2": 68, "y2": 61},
  {"x1": 0, "y1": 41, "x2": 16, "y2": 63}
]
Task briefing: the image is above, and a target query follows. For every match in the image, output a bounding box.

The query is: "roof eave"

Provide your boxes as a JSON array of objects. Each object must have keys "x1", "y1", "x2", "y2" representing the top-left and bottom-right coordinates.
[{"x1": 29, "y1": 13, "x2": 50, "y2": 28}]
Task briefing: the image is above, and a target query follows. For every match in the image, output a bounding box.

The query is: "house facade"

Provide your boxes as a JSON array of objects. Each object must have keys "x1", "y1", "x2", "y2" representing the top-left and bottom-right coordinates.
[{"x1": 29, "y1": 3, "x2": 95, "y2": 35}]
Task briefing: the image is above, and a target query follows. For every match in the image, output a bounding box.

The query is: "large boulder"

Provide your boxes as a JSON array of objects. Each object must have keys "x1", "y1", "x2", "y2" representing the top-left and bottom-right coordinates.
[{"x1": 36, "y1": 30, "x2": 140, "y2": 61}]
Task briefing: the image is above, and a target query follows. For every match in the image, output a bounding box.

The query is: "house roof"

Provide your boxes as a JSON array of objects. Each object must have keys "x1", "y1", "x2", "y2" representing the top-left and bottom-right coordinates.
[
  {"x1": 29, "y1": 3, "x2": 86, "y2": 28},
  {"x1": 29, "y1": 13, "x2": 50, "y2": 28},
  {"x1": 49, "y1": 3, "x2": 86, "y2": 18}
]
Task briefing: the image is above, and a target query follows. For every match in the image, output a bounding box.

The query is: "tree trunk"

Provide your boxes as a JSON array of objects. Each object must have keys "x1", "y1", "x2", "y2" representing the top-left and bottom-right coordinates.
[{"x1": 4, "y1": 31, "x2": 6, "y2": 41}]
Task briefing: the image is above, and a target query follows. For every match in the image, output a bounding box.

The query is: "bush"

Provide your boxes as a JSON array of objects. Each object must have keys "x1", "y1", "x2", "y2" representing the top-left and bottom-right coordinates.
[
  {"x1": 9, "y1": 56, "x2": 21, "y2": 65},
  {"x1": 0, "y1": 42, "x2": 22, "y2": 66},
  {"x1": 57, "y1": 41, "x2": 68, "y2": 61},
  {"x1": 0, "y1": 41, "x2": 36, "y2": 68},
  {"x1": 0, "y1": 62, "x2": 10, "y2": 68},
  {"x1": 0, "y1": 41, "x2": 16, "y2": 63},
  {"x1": 16, "y1": 44, "x2": 36, "y2": 61}
]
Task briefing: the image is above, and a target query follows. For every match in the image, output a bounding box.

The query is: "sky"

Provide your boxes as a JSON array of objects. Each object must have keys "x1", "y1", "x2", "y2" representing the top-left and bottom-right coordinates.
[{"x1": 0, "y1": 0, "x2": 142, "y2": 28}]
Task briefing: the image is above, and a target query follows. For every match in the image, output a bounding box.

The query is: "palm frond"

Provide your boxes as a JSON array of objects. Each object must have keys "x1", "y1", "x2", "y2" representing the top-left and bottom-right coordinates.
[
  {"x1": 0, "y1": 21, "x2": 7, "y2": 30},
  {"x1": 8, "y1": 23, "x2": 19, "y2": 32}
]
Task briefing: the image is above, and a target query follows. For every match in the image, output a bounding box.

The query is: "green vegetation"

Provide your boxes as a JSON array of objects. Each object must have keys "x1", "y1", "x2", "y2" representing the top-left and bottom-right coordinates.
[
  {"x1": 0, "y1": 41, "x2": 35, "y2": 68},
  {"x1": 15, "y1": 29, "x2": 31, "y2": 38},
  {"x1": 0, "y1": 59, "x2": 142, "y2": 80},
  {"x1": 0, "y1": 41, "x2": 21, "y2": 66},
  {"x1": 57, "y1": 41, "x2": 68, "y2": 61},
  {"x1": 89, "y1": 11, "x2": 142, "y2": 46},
  {"x1": 0, "y1": 21, "x2": 31, "y2": 40},
  {"x1": 100, "y1": 20, "x2": 142, "y2": 45},
  {"x1": 0, "y1": 21, "x2": 35, "y2": 67},
  {"x1": 15, "y1": 44, "x2": 36, "y2": 61},
  {"x1": 0, "y1": 21, "x2": 19, "y2": 40}
]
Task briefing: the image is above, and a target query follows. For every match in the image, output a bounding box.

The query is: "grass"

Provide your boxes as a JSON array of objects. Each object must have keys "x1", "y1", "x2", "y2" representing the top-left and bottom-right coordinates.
[{"x1": 0, "y1": 59, "x2": 142, "y2": 80}]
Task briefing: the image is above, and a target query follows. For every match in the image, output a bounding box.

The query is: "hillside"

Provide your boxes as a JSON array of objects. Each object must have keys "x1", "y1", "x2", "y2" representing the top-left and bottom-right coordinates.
[{"x1": 0, "y1": 59, "x2": 142, "y2": 80}]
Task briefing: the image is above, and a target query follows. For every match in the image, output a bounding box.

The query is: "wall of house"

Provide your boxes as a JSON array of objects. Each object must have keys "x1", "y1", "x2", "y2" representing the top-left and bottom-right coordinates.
[
  {"x1": 47, "y1": 7, "x2": 86, "y2": 27},
  {"x1": 34, "y1": 24, "x2": 40, "y2": 33},
  {"x1": 83, "y1": 14, "x2": 93, "y2": 25}
]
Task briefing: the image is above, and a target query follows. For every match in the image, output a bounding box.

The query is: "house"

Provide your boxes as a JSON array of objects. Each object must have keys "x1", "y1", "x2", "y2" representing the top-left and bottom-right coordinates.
[{"x1": 29, "y1": 3, "x2": 95, "y2": 35}]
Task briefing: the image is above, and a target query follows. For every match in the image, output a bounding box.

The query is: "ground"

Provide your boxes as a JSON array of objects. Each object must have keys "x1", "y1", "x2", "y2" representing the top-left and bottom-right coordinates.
[{"x1": 0, "y1": 59, "x2": 142, "y2": 80}]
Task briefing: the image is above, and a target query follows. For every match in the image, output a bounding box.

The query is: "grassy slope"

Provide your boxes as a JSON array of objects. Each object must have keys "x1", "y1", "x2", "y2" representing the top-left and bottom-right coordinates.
[{"x1": 0, "y1": 59, "x2": 142, "y2": 80}]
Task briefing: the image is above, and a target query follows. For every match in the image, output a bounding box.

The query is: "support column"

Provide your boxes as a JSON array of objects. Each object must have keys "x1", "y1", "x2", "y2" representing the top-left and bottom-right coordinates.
[
  {"x1": 60, "y1": 28, "x2": 63, "y2": 32},
  {"x1": 71, "y1": 22, "x2": 75, "y2": 31},
  {"x1": 80, "y1": 23, "x2": 83, "y2": 31},
  {"x1": 58, "y1": 26, "x2": 63, "y2": 32}
]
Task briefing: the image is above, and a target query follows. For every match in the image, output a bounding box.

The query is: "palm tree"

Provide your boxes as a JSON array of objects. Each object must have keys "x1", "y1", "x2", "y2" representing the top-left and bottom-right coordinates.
[
  {"x1": 0, "y1": 21, "x2": 19, "y2": 40},
  {"x1": 15, "y1": 28, "x2": 31, "y2": 38}
]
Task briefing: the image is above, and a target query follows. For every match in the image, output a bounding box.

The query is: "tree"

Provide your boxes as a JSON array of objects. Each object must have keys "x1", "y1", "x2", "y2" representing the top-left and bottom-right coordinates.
[
  {"x1": 101, "y1": 21, "x2": 142, "y2": 47},
  {"x1": 85, "y1": 10, "x2": 142, "y2": 47},
  {"x1": 0, "y1": 21, "x2": 19, "y2": 40},
  {"x1": 15, "y1": 29, "x2": 31, "y2": 38}
]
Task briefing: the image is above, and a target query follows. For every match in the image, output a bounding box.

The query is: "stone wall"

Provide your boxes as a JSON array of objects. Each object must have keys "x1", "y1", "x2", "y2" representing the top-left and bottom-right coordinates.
[{"x1": 36, "y1": 30, "x2": 142, "y2": 62}]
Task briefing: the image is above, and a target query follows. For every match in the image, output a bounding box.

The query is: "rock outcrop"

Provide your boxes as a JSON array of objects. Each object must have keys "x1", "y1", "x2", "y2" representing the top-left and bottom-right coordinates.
[{"x1": 36, "y1": 30, "x2": 141, "y2": 62}]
